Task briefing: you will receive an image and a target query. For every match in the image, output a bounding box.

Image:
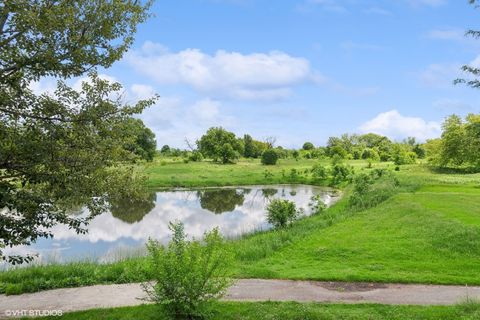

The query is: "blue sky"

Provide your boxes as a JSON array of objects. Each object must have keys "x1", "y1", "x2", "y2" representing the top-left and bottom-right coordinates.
[{"x1": 45, "y1": 0, "x2": 480, "y2": 148}]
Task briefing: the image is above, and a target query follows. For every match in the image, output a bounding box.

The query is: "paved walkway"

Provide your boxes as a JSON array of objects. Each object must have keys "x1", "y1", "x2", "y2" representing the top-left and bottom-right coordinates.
[{"x1": 1, "y1": 279, "x2": 480, "y2": 318}]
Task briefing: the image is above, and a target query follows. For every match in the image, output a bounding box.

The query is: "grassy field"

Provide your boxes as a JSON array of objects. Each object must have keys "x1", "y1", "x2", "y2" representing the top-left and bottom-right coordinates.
[
  {"x1": 141, "y1": 157, "x2": 379, "y2": 188},
  {"x1": 2, "y1": 159, "x2": 480, "y2": 295},
  {"x1": 28, "y1": 301, "x2": 480, "y2": 320}
]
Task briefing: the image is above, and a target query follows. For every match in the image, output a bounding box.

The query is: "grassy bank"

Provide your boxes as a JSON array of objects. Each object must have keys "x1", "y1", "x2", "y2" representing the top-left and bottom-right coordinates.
[
  {"x1": 30, "y1": 301, "x2": 480, "y2": 320},
  {"x1": 2, "y1": 161, "x2": 480, "y2": 295}
]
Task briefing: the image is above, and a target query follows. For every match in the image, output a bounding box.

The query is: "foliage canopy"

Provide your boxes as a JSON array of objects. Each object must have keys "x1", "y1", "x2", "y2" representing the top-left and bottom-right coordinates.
[{"x1": 0, "y1": 0, "x2": 154, "y2": 263}]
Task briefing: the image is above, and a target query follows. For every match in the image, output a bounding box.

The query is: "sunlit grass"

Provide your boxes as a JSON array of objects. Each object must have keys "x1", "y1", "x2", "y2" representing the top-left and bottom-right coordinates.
[
  {"x1": 30, "y1": 301, "x2": 480, "y2": 320},
  {"x1": 2, "y1": 161, "x2": 480, "y2": 295}
]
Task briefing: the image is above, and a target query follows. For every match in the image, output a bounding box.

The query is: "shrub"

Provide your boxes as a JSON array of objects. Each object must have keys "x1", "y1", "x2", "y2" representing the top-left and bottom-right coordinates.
[
  {"x1": 188, "y1": 151, "x2": 204, "y2": 162},
  {"x1": 361, "y1": 148, "x2": 380, "y2": 161},
  {"x1": 266, "y1": 199, "x2": 298, "y2": 228},
  {"x1": 309, "y1": 194, "x2": 327, "y2": 214},
  {"x1": 261, "y1": 149, "x2": 279, "y2": 165},
  {"x1": 263, "y1": 170, "x2": 274, "y2": 179},
  {"x1": 311, "y1": 163, "x2": 328, "y2": 181},
  {"x1": 292, "y1": 150, "x2": 300, "y2": 160},
  {"x1": 143, "y1": 222, "x2": 232, "y2": 319},
  {"x1": 331, "y1": 163, "x2": 354, "y2": 186},
  {"x1": 288, "y1": 168, "x2": 299, "y2": 181},
  {"x1": 348, "y1": 170, "x2": 399, "y2": 211}
]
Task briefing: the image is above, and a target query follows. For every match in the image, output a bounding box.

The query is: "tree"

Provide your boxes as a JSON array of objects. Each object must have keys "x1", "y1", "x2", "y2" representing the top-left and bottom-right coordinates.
[
  {"x1": 261, "y1": 149, "x2": 279, "y2": 165},
  {"x1": 0, "y1": 0, "x2": 154, "y2": 264},
  {"x1": 219, "y1": 143, "x2": 239, "y2": 164},
  {"x1": 292, "y1": 150, "x2": 300, "y2": 161},
  {"x1": 264, "y1": 136, "x2": 277, "y2": 149},
  {"x1": 160, "y1": 145, "x2": 171, "y2": 154},
  {"x1": 197, "y1": 127, "x2": 242, "y2": 164},
  {"x1": 302, "y1": 142, "x2": 314, "y2": 150},
  {"x1": 361, "y1": 148, "x2": 380, "y2": 161},
  {"x1": 437, "y1": 114, "x2": 480, "y2": 169},
  {"x1": 455, "y1": 0, "x2": 480, "y2": 89},
  {"x1": 423, "y1": 138, "x2": 442, "y2": 164},
  {"x1": 122, "y1": 118, "x2": 157, "y2": 161},
  {"x1": 392, "y1": 144, "x2": 417, "y2": 165},
  {"x1": 243, "y1": 134, "x2": 255, "y2": 158}
]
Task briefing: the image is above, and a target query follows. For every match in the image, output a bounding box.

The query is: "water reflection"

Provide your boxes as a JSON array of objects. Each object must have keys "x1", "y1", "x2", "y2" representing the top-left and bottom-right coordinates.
[
  {"x1": 261, "y1": 188, "x2": 278, "y2": 198},
  {"x1": 8, "y1": 185, "x2": 339, "y2": 264},
  {"x1": 197, "y1": 189, "x2": 246, "y2": 214},
  {"x1": 110, "y1": 192, "x2": 157, "y2": 223}
]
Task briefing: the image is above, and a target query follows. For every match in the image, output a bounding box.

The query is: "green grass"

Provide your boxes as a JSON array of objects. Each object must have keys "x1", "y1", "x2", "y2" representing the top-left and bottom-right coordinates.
[
  {"x1": 2, "y1": 161, "x2": 480, "y2": 295},
  {"x1": 29, "y1": 301, "x2": 480, "y2": 320},
  {"x1": 141, "y1": 157, "x2": 377, "y2": 188}
]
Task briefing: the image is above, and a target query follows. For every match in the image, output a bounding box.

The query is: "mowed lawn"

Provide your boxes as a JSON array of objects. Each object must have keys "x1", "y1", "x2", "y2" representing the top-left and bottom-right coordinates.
[
  {"x1": 234, "y1": 168, "x2": 480, "y2": 284},
  {"x1": 28, "y1": 302, "x2": 480, "y2": 320}
]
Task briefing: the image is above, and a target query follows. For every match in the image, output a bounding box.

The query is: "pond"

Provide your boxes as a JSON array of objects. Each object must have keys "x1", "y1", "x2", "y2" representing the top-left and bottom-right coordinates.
[{"x1": 8, "y1": 185, "x2": 339, "y2": 264}]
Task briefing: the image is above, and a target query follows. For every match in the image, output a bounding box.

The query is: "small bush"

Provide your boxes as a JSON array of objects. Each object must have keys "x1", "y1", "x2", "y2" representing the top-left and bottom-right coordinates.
[
  {"x1": 263, "y1": 170, "x2": 274, "y2": 179},
  {"x1": 261, "y1": 149, "x2": 279, "y2": 165},
  {"x1": 309, "y1": 194, "x2": 327, "y2": 214},
  {"x1": 331, "y1": 163, "x2": 354, "y2": 186},
  {"x1": 289, "y1": 168, "x2": 299, "y2": 181},
  {"x1": 188, "y1": 151, "x2": 204, "y2": 162},
  {"x1": 143, "y1": 222, "x2": 232, "y2": 319},
  {"x1": 266, "y1": 199, "x2": 299, "y2": 228},
  {"x1": 311, "y1": 163, "x2": 328, "y2": 181}
]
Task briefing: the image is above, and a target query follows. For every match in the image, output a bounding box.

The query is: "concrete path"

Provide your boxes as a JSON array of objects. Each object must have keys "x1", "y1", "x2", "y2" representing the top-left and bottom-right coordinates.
[{"x1": 1, "y1": 279, "x2": 480, "y2": 318}]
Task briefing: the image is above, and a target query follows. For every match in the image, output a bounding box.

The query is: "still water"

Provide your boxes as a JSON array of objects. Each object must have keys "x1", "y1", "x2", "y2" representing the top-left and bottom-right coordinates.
[{"x1": 12, "y1": 185, "x2": 339, "y2": 263}]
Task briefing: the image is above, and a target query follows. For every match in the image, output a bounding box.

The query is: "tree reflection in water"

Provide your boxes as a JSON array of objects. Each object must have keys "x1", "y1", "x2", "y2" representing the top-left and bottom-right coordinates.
[
  {"x1": 197, "y1": 189, "x2": 247, "y2": 214},
  {"x1": 261, "y1": 188, "x2": 278, "y2": 198},
  {"x1": 110, "y1": 192, "x2": 157, "y2": 223}
]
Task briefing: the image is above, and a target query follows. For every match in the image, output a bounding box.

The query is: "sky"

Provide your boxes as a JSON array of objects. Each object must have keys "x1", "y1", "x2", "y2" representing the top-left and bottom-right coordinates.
[{"x1": 37, "y1": 0, "x2": 480, "y2": 148}]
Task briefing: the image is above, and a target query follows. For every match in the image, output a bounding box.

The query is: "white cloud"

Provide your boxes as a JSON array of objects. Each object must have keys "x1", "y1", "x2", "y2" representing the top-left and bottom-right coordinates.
[
  {"x1": 126, "y1": 42, "x2": 313, "y2": 101},
  {"x1": 418, "y1": 63, "x2": 462, "y2": 88},
  {"x1": 138, "y1": 96, "x2": 234, "y2": 148},
  {"x1": 72, "y1": 73, "x2": 118, "y2": 92},
  {"x1": 432, "y1": 98, "x2": 474, "y2": 111},
  {"x1": 470, "y1": 55, "x2": 480, "y2": 68},
  {"x1": 29, "y1": 78, "x2": 57, "y2": 95},
  {"x1": 426, "y1": 28, "x2": 465, "y2": 41},
  {"x1": 30, "y1": 74, "x2": 120, "y2": 97},
  {"x1": 130, "y1": 84, "x2": 156, "y2": 100},
  {"x1": 190, "y1": 98, "x2": 221, "y2": 122},
  {"x1": 359, "y1": 110, "x2": 441, "y2": 141}
]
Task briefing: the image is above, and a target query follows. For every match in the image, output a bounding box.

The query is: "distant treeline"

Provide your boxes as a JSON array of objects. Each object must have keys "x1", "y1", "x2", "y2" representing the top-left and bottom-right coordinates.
[{"x1": 157, "y1": 113, "x2": 480, "y2": 171}]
